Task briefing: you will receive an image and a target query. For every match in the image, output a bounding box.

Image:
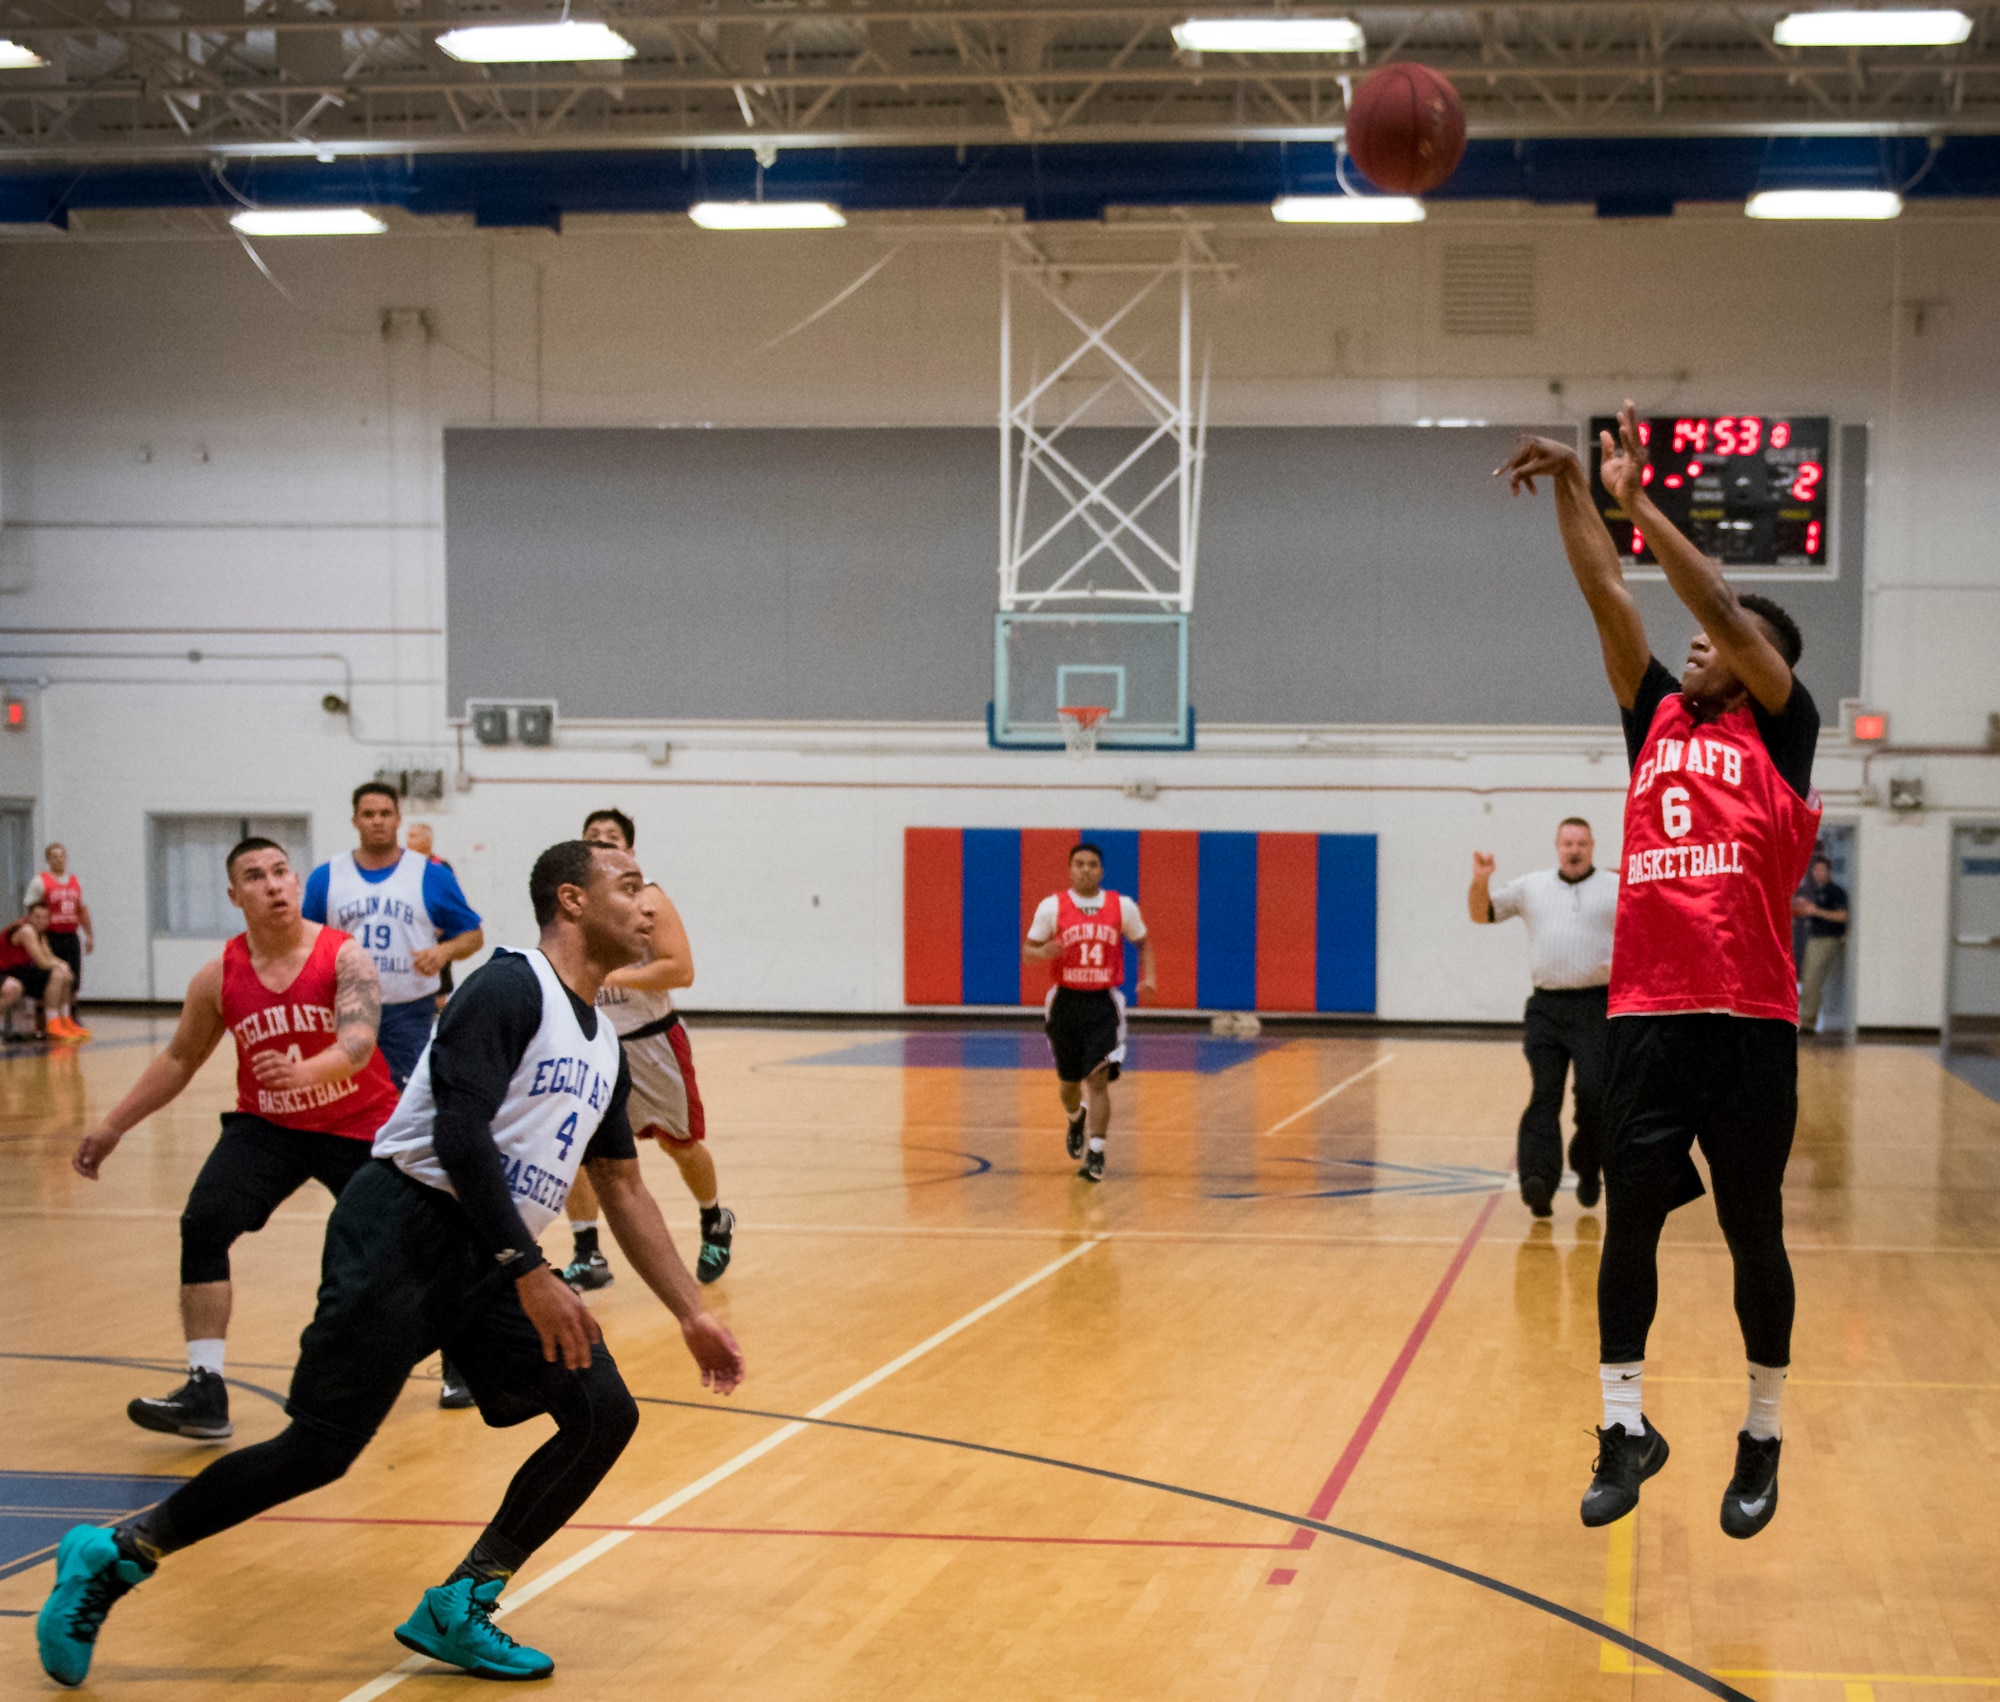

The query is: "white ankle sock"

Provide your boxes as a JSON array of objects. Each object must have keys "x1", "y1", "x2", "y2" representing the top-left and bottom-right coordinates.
[
  {"x1": 697, "y1": 1196, "x2": 719, "y2": 1212},
  {"x1": 1600, "y1": 1361, "x2": 1644, "y2": 1434},
  {"x1": 188, "y1": 1338, "x2": 225, "y2": 1378},
  {"x1": 569, "y1": 1218, "x2": 598, "y2": 1233},
  {"x1": 1744, "y1": 1362, "x2": 1786, "y2": 1440},
  {"x1": 1087, "y1": 1137, "x2": 1106, "y2": 1153}
]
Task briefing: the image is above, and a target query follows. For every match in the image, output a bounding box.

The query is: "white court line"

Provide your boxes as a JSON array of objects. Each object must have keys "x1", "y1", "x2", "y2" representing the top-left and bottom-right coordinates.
[
  {"x1": 333, "y1": 1233, "x2": 1105, "y2": 1702},
  {"x1": 1257, "y1": 1053, "x2": 1396, "y2": 1137}
]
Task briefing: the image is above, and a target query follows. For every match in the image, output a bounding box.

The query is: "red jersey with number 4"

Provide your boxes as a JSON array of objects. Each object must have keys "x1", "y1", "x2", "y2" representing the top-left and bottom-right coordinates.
[
  {"x1": 222, "y1": 926, "x2": 400, "y2": 1139},
  {"x1": 32, "y1": 873, "x2": 82, "y2": 933},
  {"x1": 1612, "y1": 692, "x2": 1821, "y2": 1023},
  {"x1": 1054, "y1": 890, "x2": 1126, "y2": 990}
]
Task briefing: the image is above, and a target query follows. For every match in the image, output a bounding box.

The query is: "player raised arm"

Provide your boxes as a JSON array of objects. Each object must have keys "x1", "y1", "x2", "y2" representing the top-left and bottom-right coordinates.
[
  {"x1": 72, "y1": 958, "x2": 230, "y2": 1178},
  {"x1": 1496, "y1": 431, "x2": 1652, "y2": 709},
  {"x1": 1599, "y1": 399, "x2": 1795, "y2": 714},
  {"x1": 247, "y1": 937, "x2": 383, "y2": 1098},
  {"x1": 586, "y1": 1154, "x2": 744, "y2": 1392}
]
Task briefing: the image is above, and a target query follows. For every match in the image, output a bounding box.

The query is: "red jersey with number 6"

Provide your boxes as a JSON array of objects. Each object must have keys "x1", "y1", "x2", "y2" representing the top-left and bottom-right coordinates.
[
  {"x1": 1054, "y1": 890, "x2": 1127, "y2": 990},
  {"x1": 1612, "y1": 691, "x2": 1820, "y2": 1023},
  {"x1": 222, "y1": 926, "x2": 400, "y2": 1139}
]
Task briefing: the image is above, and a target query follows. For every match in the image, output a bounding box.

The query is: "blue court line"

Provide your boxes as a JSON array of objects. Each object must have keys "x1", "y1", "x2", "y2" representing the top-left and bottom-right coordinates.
[
  {"x1": 631, "y1": 1394, "x2": 1752, "y2": 1702},
  {"x1": 0, "y1": 1470, "x2": 191, "y2": 1583},
  {"x1": 1945, "y1": 1050, "x2": 2000, "y2": 1107},
  {"x1": 1208, "y1": 1156, "x2": 1513, "y2": 1203},
  {"x1": 792, "y1": 1031, "x2": 1273, "y2": 1076}
]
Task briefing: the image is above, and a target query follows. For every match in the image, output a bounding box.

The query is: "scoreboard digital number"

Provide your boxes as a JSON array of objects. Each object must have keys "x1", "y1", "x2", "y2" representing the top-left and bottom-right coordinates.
[{"x1": 1589, "y1": 415, "x2": 1833, "y2": 569}]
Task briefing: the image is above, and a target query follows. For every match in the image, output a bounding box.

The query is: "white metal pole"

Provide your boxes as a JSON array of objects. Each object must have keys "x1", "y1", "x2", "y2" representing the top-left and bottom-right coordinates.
[
  {"x1": 998, "y1": 240, "x2": 1014, "y2": 609},
  {"x1": 1177, "y1": 228, "x2": 1193, "y2": 611}
]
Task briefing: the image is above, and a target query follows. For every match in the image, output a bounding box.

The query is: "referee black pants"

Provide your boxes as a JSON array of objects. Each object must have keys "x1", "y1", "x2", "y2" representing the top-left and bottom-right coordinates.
[{"x1": 1518, "y1": 986, "x2": 1608, "y2": 1191}]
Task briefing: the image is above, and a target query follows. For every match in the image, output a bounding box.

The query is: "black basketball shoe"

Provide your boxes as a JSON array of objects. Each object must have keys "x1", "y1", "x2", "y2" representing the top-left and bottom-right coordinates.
[
  {"x1": 697, "y1": 1205, "x2": 736, "y2": 1284},
  {"x1": 1580, "y1": 1419, "x2": 1669, "y2": 1527},
  {"x1": 1077, "y1": 1146, "x2": 1105, "y2": 1183},
  {"x1": 562, "y1": 1249, "x2": 614, "y2": 1291},
  {"x1": 439, "y1": 1359, "x2": 476, "y2": 1410},
  {"x1": 1522, "y1": 1174, "x2": 1555, "y2": 1218},
  {"x1": 1719, "y1": 1432, "x2": 1781, "y2": 1539},
  {"x1": 1065, "y1": 1109, "x2": 1088, "y2": 1162},
  {"x1": 127, "y1": 1368, "x2": 232, "y2": 1440}
]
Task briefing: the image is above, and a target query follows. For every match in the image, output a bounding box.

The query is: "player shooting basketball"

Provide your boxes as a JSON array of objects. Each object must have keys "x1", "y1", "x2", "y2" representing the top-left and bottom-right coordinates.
[{"x1": 1499, "y1": 401, "x2": 1822, "y2": 1540}]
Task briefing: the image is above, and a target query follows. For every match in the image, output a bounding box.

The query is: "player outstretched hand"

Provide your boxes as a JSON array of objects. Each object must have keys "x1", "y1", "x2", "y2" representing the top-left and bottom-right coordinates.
[
  {"x1": 1494, "y1": 434, "x2": 1581, "y2": 496},
  {"x1": 71, "y1": 1126, "x2": 123, "y2": 1180},
  {"x1": 1597, "y1": 397, "x2": 1648, "y2": 505},
  {"x1": 681, "y1": 1311, "x2": 746, "y2": 1395},
  {"x1": 1472, "y1": 851, "x2": 1496, "y2": 879},
  {"x1": 517, "y1": 1265, "x2": 605, "y2": 1371}
]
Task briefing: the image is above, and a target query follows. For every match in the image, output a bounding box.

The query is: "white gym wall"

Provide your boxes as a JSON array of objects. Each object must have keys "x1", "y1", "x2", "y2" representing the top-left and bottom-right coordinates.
[{"x1": 2, "y1": 206, "x2": 1995, "y2": 1020}]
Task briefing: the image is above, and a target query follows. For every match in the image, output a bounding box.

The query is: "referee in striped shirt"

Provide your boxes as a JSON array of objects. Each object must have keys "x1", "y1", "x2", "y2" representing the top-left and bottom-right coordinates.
[{"x1": 1470, "y1": 818, "x2": 1619, "y2": 1218}]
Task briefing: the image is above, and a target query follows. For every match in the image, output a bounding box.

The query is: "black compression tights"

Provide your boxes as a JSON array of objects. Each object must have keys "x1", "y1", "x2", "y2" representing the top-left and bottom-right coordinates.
[
  {"x1": 1598, "y1": 1181, "x2": 1796, "y2": 1368},
  {"x1": 126, "y1": 1355, "x2": 639, "y2": 1566}
]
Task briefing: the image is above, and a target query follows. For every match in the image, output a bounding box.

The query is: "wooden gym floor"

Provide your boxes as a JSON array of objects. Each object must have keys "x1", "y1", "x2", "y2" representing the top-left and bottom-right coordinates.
[{"x1": 3, "y1": 1015, "x2": 1999, "y2": 1701}]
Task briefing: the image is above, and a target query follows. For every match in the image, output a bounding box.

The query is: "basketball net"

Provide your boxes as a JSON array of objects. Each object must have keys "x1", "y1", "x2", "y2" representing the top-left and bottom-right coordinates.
[{"x1": 1057, "y1": 704, "x2": 1108, "y2": 760}]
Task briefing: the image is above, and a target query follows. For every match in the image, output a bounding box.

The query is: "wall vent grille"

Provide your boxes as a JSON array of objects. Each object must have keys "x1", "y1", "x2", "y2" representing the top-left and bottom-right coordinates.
[{"x1": 1441, "y1": 243, "x2": 1537, "y2": 337}]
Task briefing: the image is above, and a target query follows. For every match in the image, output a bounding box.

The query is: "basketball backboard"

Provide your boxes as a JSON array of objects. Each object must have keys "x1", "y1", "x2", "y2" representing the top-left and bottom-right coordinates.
[{"x1": 989, "y1": 611, "x2": 1194, "y2": 750}]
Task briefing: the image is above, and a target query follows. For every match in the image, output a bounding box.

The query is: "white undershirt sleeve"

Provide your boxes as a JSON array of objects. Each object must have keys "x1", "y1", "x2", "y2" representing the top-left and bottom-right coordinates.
[
  {"x1": 1025, "y1": 894, "x2": 1061, "y2": 943},
  {"x1": 1119, "y1": 898, "x2": 1148, "y2": 941}
]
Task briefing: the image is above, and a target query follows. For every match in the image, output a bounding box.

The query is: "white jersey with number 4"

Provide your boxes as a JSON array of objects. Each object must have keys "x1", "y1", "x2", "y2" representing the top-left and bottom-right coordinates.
[
  {"x1": 373, "y1": 949, "x2": 623, "y2": 1237},
  {"x1": 324, "y1": 850, "x2": 441, "y2": 1005}
]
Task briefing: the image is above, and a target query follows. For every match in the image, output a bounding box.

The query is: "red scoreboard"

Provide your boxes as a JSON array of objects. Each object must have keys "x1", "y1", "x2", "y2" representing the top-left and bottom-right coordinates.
[{"x1": 1589, "y1": 415, "x2": 1832, "y2": 569}]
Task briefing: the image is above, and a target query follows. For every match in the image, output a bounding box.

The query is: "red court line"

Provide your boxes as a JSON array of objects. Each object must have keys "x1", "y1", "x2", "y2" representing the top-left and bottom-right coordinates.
[
  {"x1": 1268, "y1": 1190, "x2": 1501, "y2": 1584},
  {"x1": 259, "y1": 1514, "x2": 1291, "y2": 1553}
]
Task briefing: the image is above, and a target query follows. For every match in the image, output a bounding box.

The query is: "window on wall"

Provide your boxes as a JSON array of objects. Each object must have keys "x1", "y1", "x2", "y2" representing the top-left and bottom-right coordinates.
[{"x1": 149, "y1": 815, "x2": 312, "y2": 938}]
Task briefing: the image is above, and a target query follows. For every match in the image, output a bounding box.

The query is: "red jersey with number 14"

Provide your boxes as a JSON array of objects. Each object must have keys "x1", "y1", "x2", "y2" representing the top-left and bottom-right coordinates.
[
  {"x1": 1054, "y1": 890, "x2": 1126, "y2": 990},
  {"x1": 222, "y1": 926, "x2": 400, "y2": 1140},
  {"x1": 1612, "y1": 691, "x2": 1820, "y2": 1024}
]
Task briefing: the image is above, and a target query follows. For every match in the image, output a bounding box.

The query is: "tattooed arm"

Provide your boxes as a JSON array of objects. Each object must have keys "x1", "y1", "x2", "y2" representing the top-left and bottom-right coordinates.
[{"x1": 249, "y1": 936, "x2": 384, "y2": 1096}]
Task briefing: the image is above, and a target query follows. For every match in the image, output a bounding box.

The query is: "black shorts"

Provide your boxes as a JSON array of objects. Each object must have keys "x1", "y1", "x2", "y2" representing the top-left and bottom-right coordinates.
[
  {"x1": 180, "y1": 1114, "x2": 376, "y2": 1285},
  {"x1": 1602, "y1": 1013, "x2": 1798, "y2": 1213},
  {"x1": 47, "y1": 931, "x2": 82, "y2": 992},
  {"x1": 4, "y1": 962, "x2": 51, "y2": 1002},
  {"x1": 1044, "y1": 987, "x2": 1125, "y2": 1084},
  {"x1": 287, "y1": 1159, "x2": 626, "y2": 1442}
]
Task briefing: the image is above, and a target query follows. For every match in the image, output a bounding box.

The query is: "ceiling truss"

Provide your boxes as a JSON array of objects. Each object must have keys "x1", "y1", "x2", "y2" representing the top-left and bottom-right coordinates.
[{"x1": 1, "y1": 3, "x2": 1998, "y2": 161}]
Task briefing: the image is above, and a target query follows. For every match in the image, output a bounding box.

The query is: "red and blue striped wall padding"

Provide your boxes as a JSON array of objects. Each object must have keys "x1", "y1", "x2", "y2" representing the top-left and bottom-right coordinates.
[{"x1": 902, "y1": 828, "x2": 1376, "y2": 1013}]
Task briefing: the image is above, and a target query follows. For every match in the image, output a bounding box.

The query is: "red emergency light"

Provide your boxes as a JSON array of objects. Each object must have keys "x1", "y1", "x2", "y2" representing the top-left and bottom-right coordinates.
[
  {"x1": 2, "y1": 698, "x2": 24, "y2": 731},
  {"x1": 1851, "y1": 712, "x2": 1888, "y2": 743}
]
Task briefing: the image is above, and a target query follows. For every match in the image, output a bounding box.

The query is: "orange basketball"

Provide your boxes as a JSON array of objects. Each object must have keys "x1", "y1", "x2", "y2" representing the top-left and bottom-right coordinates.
[{"x1": 1344, "y1": 63, "x2": 1467, "y2": 195}]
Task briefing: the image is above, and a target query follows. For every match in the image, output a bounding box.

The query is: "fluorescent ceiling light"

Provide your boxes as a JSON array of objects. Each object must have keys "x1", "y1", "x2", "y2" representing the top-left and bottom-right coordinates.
[
  {"x1": 436, "y1": 21, "x2": 635, "y2": 62},
  {"x1": 1774, "y1": 8, "x2": 1971, "y2": 45},
  {"x1": 229, "y1": 208, "x2": 389, "y2": 236},
  {"x1": 1745, "y1": 188, "x2": 1902, "y2": 220},
  {"x1": 0, "y1": 39, "x2": 49, "y2": 68},
  {"x1": 689, "y1": 201, "x2": 846, "y2": 230},
  {"x1": 1272, "y1": 194, "x2": 1425, "y2": 223},
  {"x1": 1173, "y1": 17, "x2": 1363, "y2": 52}
]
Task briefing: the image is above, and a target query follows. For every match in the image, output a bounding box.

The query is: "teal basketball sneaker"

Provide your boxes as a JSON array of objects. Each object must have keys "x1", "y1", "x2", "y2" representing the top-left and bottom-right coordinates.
[
  {"x1": 394, "y1": 1576, "x2": 554, "y2": 1680},
  {"x1": 37, "y1": 1524, "x2": 153, "y2": 1687}
]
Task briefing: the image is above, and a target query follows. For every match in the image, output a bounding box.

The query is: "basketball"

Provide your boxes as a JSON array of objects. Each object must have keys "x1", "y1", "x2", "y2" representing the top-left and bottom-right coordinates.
[{"x1": 1344, "y1": 62, "x2": 1467, "y2": 194}]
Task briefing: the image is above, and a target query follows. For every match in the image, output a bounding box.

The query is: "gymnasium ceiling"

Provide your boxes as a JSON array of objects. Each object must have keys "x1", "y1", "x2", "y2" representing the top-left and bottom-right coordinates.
[{"x1": 4, "y1": 3, "x2": 2000, "y2": 219}]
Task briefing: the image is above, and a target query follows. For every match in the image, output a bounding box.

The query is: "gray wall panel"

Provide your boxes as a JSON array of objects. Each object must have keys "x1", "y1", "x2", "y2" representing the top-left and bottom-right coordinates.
[{"x1": 446, "y1": 425, "x2": 1863, "y2": 726}]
